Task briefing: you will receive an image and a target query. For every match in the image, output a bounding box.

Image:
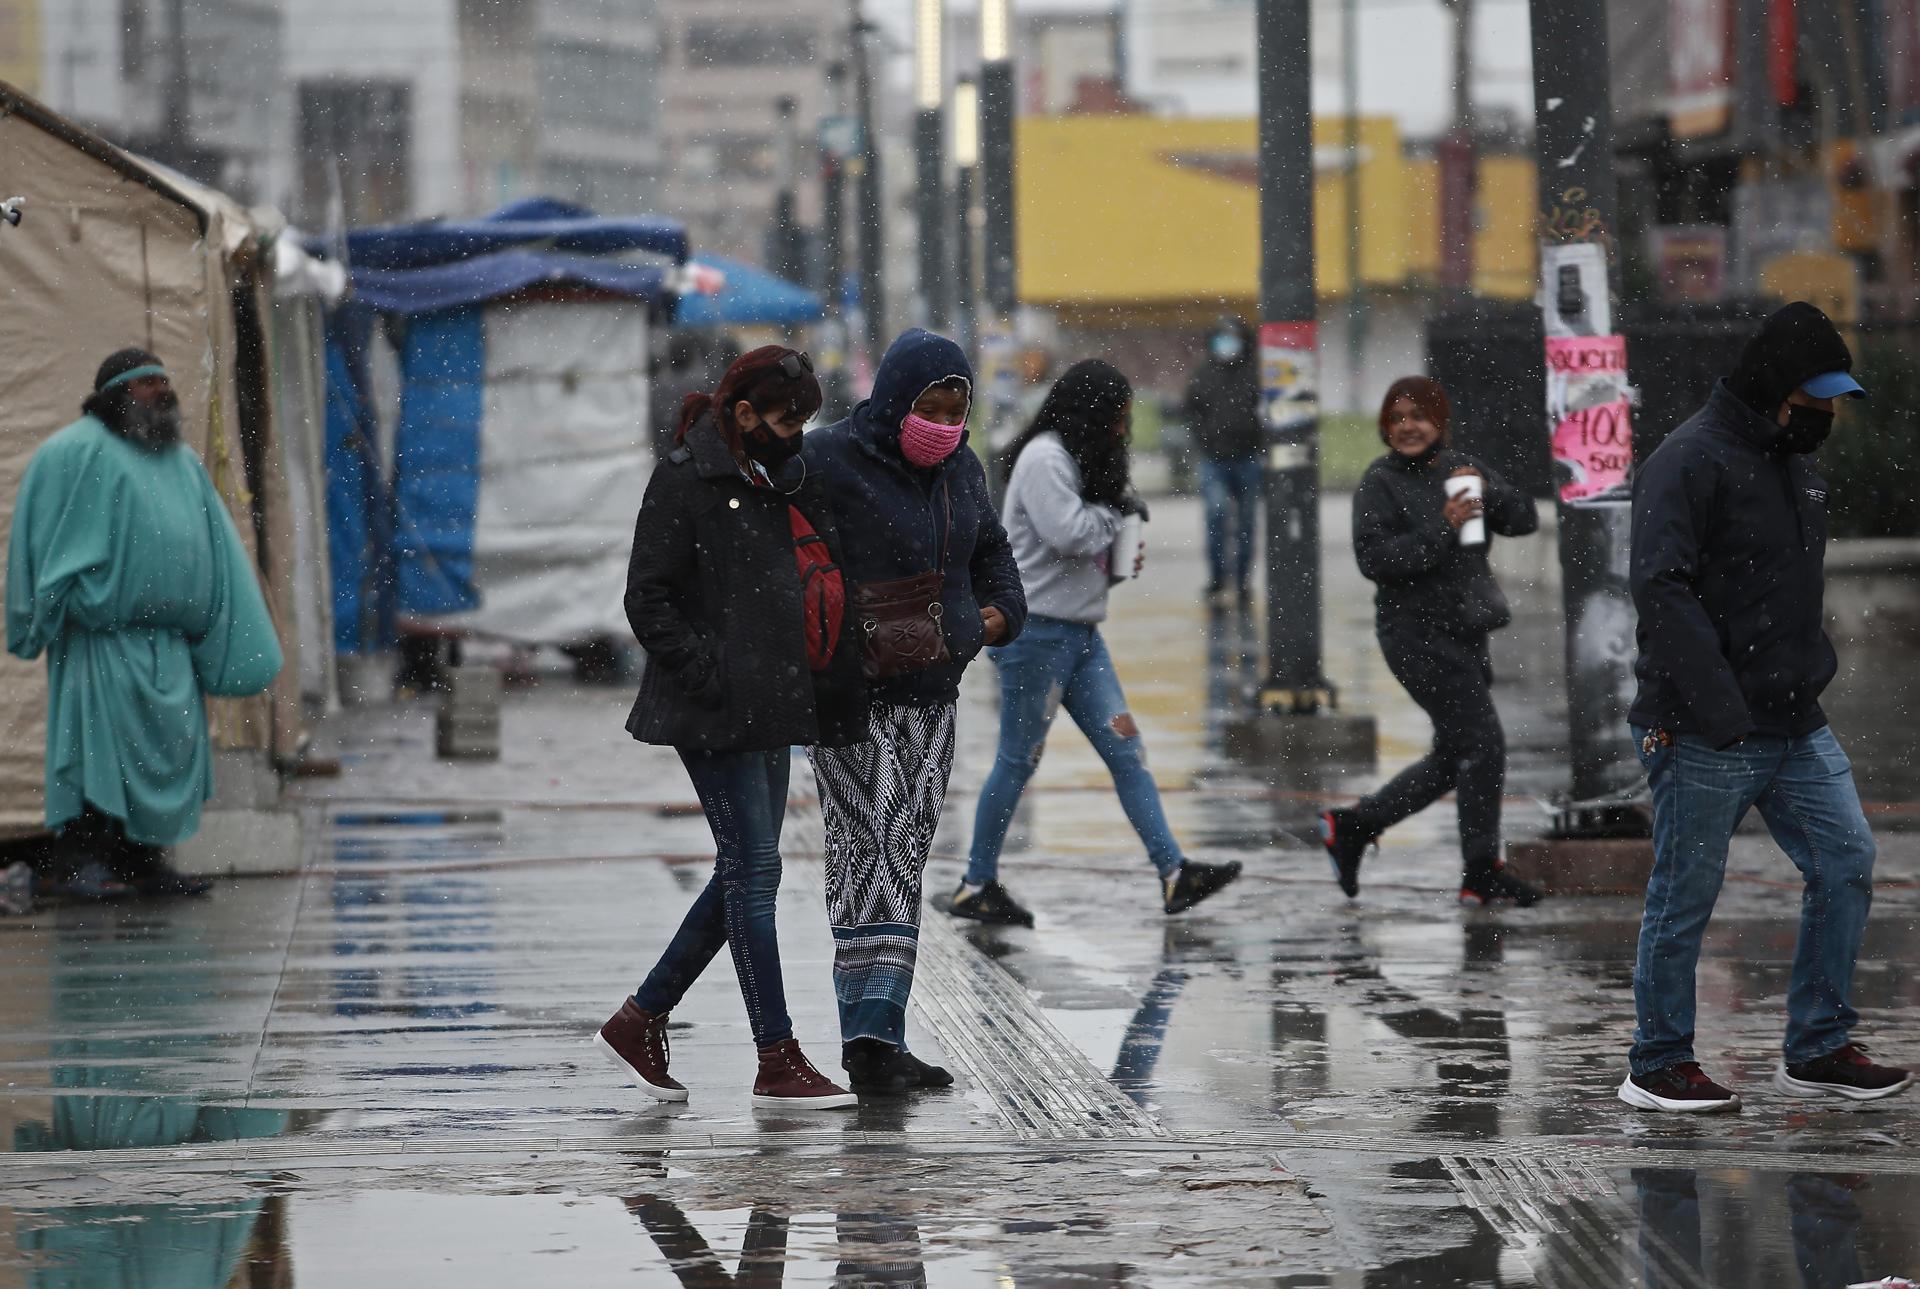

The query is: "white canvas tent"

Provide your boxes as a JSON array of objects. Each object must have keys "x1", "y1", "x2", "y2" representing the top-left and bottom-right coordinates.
[{"x1": 0, "y1": 81, "x2": 306, "y2": 838}]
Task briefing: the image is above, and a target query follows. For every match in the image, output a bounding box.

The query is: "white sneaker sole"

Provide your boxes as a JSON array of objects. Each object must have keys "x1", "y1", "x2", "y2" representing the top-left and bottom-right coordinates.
[
  {"x1": 1617, "y1": 1075, "x2": 1741, "y2": 1113},
  {"x1": 750, "y1": 1091, "x2": 858, "y2": 1110},
  {"x1": 594, "y1": 1032, "x2": 689, "y2": 1103},
  {"x1": 1773, "y1": 1063, "x2": 1915, "y2": 1102}
]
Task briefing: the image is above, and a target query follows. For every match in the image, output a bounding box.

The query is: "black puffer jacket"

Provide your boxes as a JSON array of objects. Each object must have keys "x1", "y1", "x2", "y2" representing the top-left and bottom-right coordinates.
[
  {"x1": 1352, "y1": 447, "x2": 1538, "y2": 637},
  {"x1": 624, "y1": 414, "x2": 867, "y2": 751}
]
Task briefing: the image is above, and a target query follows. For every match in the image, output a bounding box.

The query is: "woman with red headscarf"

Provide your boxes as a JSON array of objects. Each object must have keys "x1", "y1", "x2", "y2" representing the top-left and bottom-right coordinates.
[
  {"x1": 595, "y1": 346, "x2": 867, "y2": 1111},
  {"x1": 1319, "y1": 376, "x2": 1544, "y2": 908}
]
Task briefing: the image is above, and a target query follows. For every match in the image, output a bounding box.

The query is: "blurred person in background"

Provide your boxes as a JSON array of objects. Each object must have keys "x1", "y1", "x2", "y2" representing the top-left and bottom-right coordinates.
[
  {"x1": 1319, "y1": 376, "x2": 1542, "y2": 909},
  {"x1": 942, "y1": 359, "x2": 1243, "y2": 929},
  {"x1": 1183, "y1": 318, "x2": 1263, "y2": 604}
]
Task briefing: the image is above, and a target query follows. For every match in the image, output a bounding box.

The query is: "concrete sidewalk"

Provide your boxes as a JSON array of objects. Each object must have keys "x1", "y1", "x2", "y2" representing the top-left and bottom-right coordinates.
[{"x1": 2, "y1": 494, "x2": 1917, "y2": 1286}]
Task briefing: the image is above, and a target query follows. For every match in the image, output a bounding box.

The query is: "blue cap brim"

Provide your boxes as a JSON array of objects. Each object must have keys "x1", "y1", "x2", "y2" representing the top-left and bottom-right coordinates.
[{"x1": 1801, "y1": 370, "x2": 1866, "y2": 400}]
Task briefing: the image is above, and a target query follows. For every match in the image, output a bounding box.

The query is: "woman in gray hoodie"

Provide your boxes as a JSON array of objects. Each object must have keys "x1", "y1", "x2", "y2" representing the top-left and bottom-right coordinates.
[{"x1": 942, "y1": 360, "x2": 1243, "y2": 928}]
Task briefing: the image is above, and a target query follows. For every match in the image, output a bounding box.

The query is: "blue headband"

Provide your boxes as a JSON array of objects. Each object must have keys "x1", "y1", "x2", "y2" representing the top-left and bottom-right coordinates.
[{"x1": 99, "y1": 363, "x2": 168, "y2": 392}]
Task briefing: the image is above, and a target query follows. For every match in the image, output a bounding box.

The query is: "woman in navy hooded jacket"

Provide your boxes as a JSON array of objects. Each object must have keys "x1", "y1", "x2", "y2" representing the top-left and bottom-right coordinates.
[{"x1": 804, "y1": 329, "x2": 1028, "y2": 1095}]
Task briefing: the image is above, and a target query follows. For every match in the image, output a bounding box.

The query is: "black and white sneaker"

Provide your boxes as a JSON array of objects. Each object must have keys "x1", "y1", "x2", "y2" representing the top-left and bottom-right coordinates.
[
  {"x1": 1775, "y1": 1043, "x2": 1913, "y2": 1102},
  {"x1": 1163, "y1": 860, "x2": 1242, "y2": 914},
  {"x1": 1319, "y1": 808, "x2": 1372, "y2": 898},
  {"x1": 1460, "y1": 864, "x2": 1543, "y2": 908},
  {"x1": 1618, "y1": 1062, "x2": 1742, "y2": 1113},
  {"x1": 940, "y1": 879, "x2": 1035, "y2": 928}
]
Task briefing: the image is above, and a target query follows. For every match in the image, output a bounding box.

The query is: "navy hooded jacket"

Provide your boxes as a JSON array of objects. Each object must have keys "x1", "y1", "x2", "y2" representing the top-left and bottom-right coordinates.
[
  {"x1": 804, "y1": 329, "x2": 1027, "y2": 706},
  {"x1": 1628, "y1": 380, "x2": 1837, "y2": 748}
]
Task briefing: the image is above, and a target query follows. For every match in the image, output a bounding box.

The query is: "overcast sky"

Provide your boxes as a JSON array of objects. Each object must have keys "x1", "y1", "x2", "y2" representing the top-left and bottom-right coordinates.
[{"x1": 870, "y1": 0, "x2": 1540, "y2": 138}]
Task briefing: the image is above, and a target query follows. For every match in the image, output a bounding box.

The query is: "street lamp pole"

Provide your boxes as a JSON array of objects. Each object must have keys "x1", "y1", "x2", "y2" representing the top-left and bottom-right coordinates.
[
  {"x1": 850, "y1": 0, "x2": 887, "y2": 364},
  {"x1": 915, "y1": 0, "x2": 949, "y2": 331},
  {"x1": 1227, "y1": 0, "x2": 1377, "y2": 766},
  {"x1": 978, "y1": 0, "x2": 1016, "y2": 319},
  {"x1": 952, "y1": 76, "x2": 980, "y2": 354}
]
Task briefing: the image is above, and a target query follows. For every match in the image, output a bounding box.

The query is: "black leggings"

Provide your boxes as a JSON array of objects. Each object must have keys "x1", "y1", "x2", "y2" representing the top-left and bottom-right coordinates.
[{"x1": 1352, "y1": 626, "x2": 1506, "y2": 869}]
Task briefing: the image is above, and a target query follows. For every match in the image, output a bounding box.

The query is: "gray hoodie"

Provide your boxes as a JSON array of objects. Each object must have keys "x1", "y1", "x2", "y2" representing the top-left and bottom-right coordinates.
[{"x1": 1001, "y1": 433, "x2": 1122, "y2": 625}]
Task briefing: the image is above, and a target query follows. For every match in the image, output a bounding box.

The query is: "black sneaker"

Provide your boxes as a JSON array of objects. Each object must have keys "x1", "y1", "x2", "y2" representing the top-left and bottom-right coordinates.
[
  {"x1": 1319, "y1": 808, "x2": 1372, "y2": 898},
  {"x1": 1460, "y1": 864, "x2": 1543, "y2": 908},
  {"x1": 1617, "y1": 1062, "x2": 1742, "y2": 1113},
  {"x1": 1163, "y1": 860, "x2": 1242, "y2": 914},
  {"x1": 1775, "y1": 1043, "x2": 1914, "y2": 1102},
  {"x1": 942, "y1": 879, "x2": 1035, "y2": 928},
  {"x1": 900, "y1": 1049, "x2": 954, "y2": 1089},
  {"x1": 842, "y1": 1038, "x2": 915, "y2": 1095}
]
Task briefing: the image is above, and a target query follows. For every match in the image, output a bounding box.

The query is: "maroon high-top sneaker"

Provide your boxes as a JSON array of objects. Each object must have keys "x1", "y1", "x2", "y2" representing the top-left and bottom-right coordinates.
[
  {"x1": 752, "y1": 1039, "x2": 857, "y2": 1110},
  {"x1": 595, "y1": 1000, "x2": 688, "y2": 1102}
]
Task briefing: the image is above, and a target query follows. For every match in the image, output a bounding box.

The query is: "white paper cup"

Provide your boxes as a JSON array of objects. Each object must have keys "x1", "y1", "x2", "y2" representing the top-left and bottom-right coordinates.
[{"x1": 1445, "y1": 474, "x2": 1486, "y2": 546}]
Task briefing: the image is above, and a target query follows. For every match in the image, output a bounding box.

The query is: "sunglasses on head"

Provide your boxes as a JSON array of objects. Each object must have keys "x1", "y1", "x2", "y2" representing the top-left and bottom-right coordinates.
[{"x1": 779, "y1": 351, "x2": 815, "y2": 380}]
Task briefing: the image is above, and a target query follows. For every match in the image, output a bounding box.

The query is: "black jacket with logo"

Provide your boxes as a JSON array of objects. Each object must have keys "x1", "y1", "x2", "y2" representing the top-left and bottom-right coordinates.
[
  {"x1": 1628, "y1": 380, "x2": 1836, "y2": 748},
  {"x1": 624, "y1": 414, "x2": 868, "y2": 751}
]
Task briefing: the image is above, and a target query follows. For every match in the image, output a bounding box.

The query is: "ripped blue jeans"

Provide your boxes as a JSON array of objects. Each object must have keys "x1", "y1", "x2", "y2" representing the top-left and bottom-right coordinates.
[{"x1": 965, "y1": 617, "x2": 1184, "y2": 887}]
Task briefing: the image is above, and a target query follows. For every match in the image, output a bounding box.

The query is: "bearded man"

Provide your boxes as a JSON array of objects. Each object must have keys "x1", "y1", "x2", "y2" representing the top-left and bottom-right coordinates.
[{"x1": 6, "y1": 348, "x2": 283, "y2": 899}]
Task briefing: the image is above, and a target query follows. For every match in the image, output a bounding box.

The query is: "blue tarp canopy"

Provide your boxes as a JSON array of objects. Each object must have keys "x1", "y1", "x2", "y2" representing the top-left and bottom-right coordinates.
[
  {"x1": 318, "y1": 196, "x2": 689, "y2": 272},
  {"x1": 349, "y1": 250, "x2": 672, "y2": 315},
  {"x1": 675, "y1": 254, "x2": 824, "y2": 328}
]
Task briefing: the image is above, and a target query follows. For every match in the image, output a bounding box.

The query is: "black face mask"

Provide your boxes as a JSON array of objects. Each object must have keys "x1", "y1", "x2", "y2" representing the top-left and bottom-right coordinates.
[
  {"x1": 1778, "y1": 404, "x2": 1834, "y2": 455},
  {"x1": 743, "y1": 425, "x2": 803, "y2": 467}
]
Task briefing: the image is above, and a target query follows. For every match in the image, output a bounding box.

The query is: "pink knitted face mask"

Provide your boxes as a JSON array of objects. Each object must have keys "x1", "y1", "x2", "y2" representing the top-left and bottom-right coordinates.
[{"x1": 899, "y1": 411, "x2": 964, "y2": 467}]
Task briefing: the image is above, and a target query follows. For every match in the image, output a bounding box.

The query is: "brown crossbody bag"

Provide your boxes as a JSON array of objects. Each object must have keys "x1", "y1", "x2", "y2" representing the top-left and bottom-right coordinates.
[{"x1": 854, "y1": 482, "x2": 953, "y2": 681}]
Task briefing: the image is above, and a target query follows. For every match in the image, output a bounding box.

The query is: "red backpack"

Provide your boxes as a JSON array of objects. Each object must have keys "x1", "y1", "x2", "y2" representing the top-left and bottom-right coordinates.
[{"x1": 788, "y1": 506, "x2": 845, "y2": 671}]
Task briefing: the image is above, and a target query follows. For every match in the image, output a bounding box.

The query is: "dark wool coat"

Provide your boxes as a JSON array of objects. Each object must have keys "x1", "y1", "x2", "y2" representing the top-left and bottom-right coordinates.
[
  {"x1": 803, "y1": 329, "x2": 1027, "y2": 707},
  {"x1": 624, "y1": 414, "x2": 868, "y2": 751},
  {"x1": 1628, "y1": 381, "x2": 1837, "y2": 749},
  {"x1": 1352, "y1": 446, "x2": 1538, "y2": 639}
]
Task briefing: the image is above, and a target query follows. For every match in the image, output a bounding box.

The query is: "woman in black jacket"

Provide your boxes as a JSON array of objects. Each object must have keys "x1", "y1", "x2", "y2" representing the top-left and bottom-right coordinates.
[
  {"x1": 595, "y1": 346, "x2": 865, "y2": 1111},
  {"x1": 1320, "y1": 376, "x2": 1544, "y2": 908}
]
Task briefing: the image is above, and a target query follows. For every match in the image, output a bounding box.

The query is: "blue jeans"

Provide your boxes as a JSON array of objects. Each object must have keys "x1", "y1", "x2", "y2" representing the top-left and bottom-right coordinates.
[
  {"x1": 966, "y1": 617, "x2": 1184, "y2": 887},
  {"x1": 1199, "y1": 457, "x2": 1262, "y2": 589},
  {"x1": 635, "y1": 748, "x2": 794, "y2": 1048},
  {"x1": 1629, "y1": 726, "x2": 1876, "y2": 1075}
]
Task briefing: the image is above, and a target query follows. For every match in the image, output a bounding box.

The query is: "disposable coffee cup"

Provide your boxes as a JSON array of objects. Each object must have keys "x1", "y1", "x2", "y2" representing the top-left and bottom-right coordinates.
[
  {"x1": 1445, "y1": 474, "x2": 1486, "y2": 547},
  {"x1": 1109, "y1": 513, "x2": 1145, "y2": 583}
]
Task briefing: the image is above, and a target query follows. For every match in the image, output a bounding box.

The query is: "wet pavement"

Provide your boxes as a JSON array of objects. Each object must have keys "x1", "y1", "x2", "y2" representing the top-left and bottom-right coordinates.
[{"x1": 3, "y1": 495, "x2": 1919, "y2": 1286}]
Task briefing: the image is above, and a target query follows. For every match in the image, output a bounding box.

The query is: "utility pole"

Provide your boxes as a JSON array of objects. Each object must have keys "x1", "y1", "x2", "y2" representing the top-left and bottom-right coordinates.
[
  {"x1": 765, "y1": 96, "x2": 807, "y2": 285},
  {"x1": 1229, "y1": 0, "x2": 1374, "y2": 766},
  {"x1": 1438, "y1": 0, "x2": 1477, "y2": 292},
  {"x1": 978, "y1": 0, "x2": 1017, "y2": 319},
  {"x1": 1528, "y1": 0, "x2": 1644, "y2": 832},
  {"x1": 914, "y1": 0, "x2": 949, "y2": 331},
  {"x1": 1341, "y1": 0, "x2": 1365, "y2": 413},
  {"x1": 821, "y1": 61, "x2": 848, "y2": 309},
  {"x1": 165, "y1": 0, "x2": 191, "y2": 141},
  {"x1": 952, "y1": 76, "x2": 981, "y2": 355},
  {"x1": 850, "y1": 0, "x2": 887, "y2": 365}
]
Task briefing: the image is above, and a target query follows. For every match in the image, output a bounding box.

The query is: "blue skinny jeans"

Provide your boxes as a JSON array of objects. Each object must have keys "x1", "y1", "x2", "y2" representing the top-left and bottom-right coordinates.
[
  {"x1": 635, "y1": 747, "x2": 794, "y2": 1048},
  {"x1": 1628, "y1": 725, "x2": 1876, "y2": 1076},
  {"x1": 1199, "y1": 456, "x2": 1262, "y2": 590},
  {"x1": 966, "y1": 617, "x2": 1184, "y2": 888}
]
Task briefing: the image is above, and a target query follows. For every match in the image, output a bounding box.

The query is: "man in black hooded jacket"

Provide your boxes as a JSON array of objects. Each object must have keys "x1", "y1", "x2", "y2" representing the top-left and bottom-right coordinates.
[
  {"x1": 1183, "y1": 318, "x2": 1263, "y2": 600},
  {"x1": 1618, "y1": 302, "x2": 1911, "y2": 1114}
]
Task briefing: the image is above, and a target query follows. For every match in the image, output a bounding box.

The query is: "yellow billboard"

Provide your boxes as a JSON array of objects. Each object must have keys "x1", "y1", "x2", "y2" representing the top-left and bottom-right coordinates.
[
  {"x1": 0, "y1": 1, "x2": 39, "y2": 95},
  {"x1": 1016, "y1": 114, "x2": 1537, "y2": 323}
]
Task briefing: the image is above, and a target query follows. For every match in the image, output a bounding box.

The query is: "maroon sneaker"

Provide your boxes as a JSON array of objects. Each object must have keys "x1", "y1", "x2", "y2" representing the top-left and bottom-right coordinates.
[
  {"x1": 595, "y1": 999, "x2": 688, "y2": 1102},
  {"x1": 1776, "y1": 1043, "x2": 1914, "y2": 1102},
  {"x1": 1618, "y1": 1061, "x2": 1742, "y2": 1113},
  {"x1": 752, "y1": 1039, "x2": 857, "y2": 1110}
]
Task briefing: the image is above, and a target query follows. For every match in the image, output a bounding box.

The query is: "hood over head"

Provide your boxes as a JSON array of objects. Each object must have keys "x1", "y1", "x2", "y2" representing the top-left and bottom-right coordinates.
[
  {"x1": 1728, "y1": 301, "x2": 1860, "y2": 418},
  {"x1": 856, "y1": 328, "x2": 974, "y2": 444}
]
